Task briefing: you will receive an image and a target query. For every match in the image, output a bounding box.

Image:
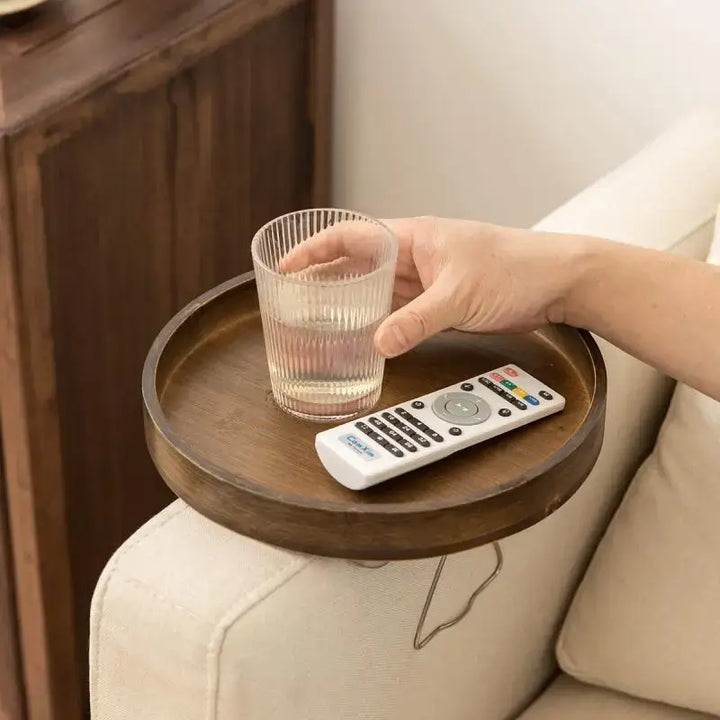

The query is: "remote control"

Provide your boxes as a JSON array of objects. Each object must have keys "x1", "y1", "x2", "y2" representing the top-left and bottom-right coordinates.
[{"x1": 315, "y1": 364, "x2": 565, "y2": 490}]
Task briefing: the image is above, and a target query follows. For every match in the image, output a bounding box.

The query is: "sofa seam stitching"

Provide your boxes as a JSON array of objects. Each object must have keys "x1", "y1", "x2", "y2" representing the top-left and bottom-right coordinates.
[
  {"x1": 112, "y1": 573, "x2": 215, "y2": 624},
  {"x1": 204, "y1": 555, "x2": 317, "y2": 720},
  {"x1": 90, "y1": 503, "x2": 189, "y2": 702}
]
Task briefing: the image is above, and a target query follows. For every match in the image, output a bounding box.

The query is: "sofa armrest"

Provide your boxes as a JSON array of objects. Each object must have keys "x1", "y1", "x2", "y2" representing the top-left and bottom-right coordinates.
[{"x1": 91, "y1": 113, "x2": 720, "y2": 720}]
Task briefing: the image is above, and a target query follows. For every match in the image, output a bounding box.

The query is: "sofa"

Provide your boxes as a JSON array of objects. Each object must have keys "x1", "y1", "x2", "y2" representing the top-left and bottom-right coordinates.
[{"x1": 90, "y1": 112, "x2": 720, "y2": 719}]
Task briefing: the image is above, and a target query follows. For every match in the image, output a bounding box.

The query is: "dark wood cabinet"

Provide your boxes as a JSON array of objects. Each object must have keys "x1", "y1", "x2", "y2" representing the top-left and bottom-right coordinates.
[{"x1": 0, "y1": 1, "x2": 332, "y2": 718}]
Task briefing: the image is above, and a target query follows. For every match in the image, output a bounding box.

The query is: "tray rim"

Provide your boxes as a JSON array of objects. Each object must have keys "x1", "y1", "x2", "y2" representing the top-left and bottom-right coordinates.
[{"x1": 142, "y1": 272, "x2": 607, "y2": 517}]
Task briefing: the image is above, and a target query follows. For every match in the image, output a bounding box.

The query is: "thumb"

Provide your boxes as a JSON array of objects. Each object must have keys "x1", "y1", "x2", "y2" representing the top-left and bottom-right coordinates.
[{"x1": 375, "y1": 283, "x2": 455, "y2": 358}]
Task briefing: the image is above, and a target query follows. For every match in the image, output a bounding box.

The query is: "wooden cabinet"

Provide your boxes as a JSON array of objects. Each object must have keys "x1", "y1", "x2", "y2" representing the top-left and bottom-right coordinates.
[{"x1": 0, "y1": 1, "x2": 332, "y2": 717}]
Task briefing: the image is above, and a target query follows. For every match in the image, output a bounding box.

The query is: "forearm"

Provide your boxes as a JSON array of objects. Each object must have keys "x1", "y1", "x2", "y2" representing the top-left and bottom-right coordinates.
[{"x1": 563, "y1": 238, "x2": 720, "y2": 400}]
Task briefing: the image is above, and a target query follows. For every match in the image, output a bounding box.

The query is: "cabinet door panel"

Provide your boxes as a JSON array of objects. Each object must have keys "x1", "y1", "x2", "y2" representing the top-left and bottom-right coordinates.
[{"x1": 0, "y1": 438, "x2": 24, "y2": 720}]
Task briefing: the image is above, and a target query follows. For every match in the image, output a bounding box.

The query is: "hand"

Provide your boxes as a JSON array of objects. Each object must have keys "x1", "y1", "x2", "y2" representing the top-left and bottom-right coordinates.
[{"x1": 281, "y1": 216, "x2": 585, "y2": 357}]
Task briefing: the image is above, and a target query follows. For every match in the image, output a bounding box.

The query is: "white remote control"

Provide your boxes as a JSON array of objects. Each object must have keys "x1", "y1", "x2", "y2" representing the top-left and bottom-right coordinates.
[{"x1": 315, "y1": 364, "x2": 565, "y2": 490}]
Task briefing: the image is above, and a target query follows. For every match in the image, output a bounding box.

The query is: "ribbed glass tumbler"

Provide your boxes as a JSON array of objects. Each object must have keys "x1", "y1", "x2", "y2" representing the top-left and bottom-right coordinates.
[{"x1": 251, "y1": 209, "x2": 398, "y2": 422}]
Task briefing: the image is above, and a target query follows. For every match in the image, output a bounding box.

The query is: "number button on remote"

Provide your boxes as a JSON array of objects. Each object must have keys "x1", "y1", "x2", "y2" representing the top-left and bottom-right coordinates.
[
  {"x1": 406, "y1": 428, "x2": 431, "y2": 447},
  {"x1": 395, "y1": 409, "x2": 444, "y2": 442},
  {"x1": 355, "y1": 422, "x2": 404, "y2": 457},
  {"x1": 374, "y1": 422, "x2": 418, "y2": 453}
]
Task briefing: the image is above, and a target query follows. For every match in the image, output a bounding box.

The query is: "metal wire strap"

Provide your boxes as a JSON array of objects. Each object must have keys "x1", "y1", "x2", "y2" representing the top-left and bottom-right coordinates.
[{"x1": 413, "y1": 542, "x2": 504, "y2": 650}]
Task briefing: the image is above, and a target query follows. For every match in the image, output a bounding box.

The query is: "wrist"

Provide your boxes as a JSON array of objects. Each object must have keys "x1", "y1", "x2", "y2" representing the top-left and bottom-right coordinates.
[{"x1": 548, "y1": 234, "x2": 610, "y2": 328}]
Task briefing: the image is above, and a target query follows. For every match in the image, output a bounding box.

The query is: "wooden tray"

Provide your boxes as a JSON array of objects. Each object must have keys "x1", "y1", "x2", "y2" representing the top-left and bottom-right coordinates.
[{"x1": 143, "y1": 273, "x2": 606, "y2": 560}]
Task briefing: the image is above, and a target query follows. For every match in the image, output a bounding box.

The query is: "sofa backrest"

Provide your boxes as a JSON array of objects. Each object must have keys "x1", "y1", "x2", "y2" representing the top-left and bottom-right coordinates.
[{"x1": 557, "y1": 205, "x2": 720, "y2": 716}]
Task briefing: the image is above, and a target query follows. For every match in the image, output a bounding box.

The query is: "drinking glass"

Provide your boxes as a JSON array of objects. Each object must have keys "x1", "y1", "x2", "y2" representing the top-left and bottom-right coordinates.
[{"x1": 251, "y1": 209, "x2": 398, "y2": 422}]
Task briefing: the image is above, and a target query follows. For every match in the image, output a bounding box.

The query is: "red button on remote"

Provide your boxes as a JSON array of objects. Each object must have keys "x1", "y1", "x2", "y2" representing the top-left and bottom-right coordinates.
[
  {"x1": 504, "y1": 367, "x2": 518, "y2": 377},
  {"x1": 490, "y1": 372, "x2": 504, "y2": 382}
]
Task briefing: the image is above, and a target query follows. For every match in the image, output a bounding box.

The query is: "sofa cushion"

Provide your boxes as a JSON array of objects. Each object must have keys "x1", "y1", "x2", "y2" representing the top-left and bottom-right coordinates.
[
  {"x1": 556, "y1": 216, "x2": 720, "y2": 714},
  {"x1": 517, "y1": 675, "x2": 715, "y2": 720}
]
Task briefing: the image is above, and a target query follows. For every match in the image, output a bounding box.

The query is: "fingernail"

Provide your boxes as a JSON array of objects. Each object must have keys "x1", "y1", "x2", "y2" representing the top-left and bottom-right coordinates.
[{"x1": 375, "y1": 324, "x2": 403, "y2": 358}]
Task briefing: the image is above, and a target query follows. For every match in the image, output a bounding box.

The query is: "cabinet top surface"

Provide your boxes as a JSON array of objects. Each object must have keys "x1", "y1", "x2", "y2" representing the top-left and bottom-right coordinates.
[{"x1": 0, "y1": 0, "x2": 300, "y2": 133}]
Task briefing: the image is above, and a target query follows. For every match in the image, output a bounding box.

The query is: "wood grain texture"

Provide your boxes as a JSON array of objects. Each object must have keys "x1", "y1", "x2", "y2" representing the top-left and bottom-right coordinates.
[
  {"x1": 0, "y1": 0, "x2": 303, "y2": 133},
  {"x1": 0, "y1": 133, "x2": 79, "y2": 719},
  {"x1": 39, "y1": 87, "x2": 176, "y2": 715},
  {"x1": 0, "y1": 1, "x2": 329, "y2": 715},
  {"x1": 170, "y1": 2, "x2": 312, "y2": 307},
  {"x1": 0, "y1": 440, "x2": 23, "y2": 720},
  {"x1": 33, "y1": 4, "x2": 319, "y2": 713},
  {"x1": 144, "y1": 275, "x2": 607, "y2": 560}
]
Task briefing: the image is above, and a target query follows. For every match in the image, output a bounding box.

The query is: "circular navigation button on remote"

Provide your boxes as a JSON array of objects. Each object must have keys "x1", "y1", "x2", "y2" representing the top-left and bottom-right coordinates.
[
  {"x1": 449, "y1": 427, "x2": 462, "y2": 436},
  {"x1": 460, "y1": 382, "x2": 474, "y2": 391},
  {"x1": 431, "y1": 392, "x2": 491, "y2": 426},
  {"x1": 445, "y1": 397, "x2": 479, "y2": 417},
  {"x1": 498, "y1": 408, "x2": 511, "y2": 417},
  {"x1": 538, "y1": 390, "x2": 553, "y2": 400},
  {"x1": 411, "y1": 400, "x2": 425, "y2": 409}
]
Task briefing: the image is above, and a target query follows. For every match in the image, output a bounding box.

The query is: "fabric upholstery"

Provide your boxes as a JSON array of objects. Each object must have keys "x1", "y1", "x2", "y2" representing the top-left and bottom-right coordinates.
[
  {"x1": 518, "y1": 675, "x2": 715, "y2": 720},
  {"x1": 557, "y1": 213, "x2": 720, "y2": 714},
  {"x1": 91, "y1": 114, "x2": 720, "y2": 720}
]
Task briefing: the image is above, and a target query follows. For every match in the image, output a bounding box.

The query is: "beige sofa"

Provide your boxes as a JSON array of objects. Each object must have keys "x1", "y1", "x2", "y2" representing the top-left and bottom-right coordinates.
[{"x1": 90, "y1": 113, "x2": 720, "y2": 720}]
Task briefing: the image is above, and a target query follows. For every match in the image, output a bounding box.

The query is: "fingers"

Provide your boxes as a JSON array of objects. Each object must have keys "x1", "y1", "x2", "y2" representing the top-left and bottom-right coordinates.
[
  {"x1": 375, "y1": 282, "x2": 455, "y2": 358},
  {"x1": 278, "y1": 220, "x2": 389, "y2": 274}
]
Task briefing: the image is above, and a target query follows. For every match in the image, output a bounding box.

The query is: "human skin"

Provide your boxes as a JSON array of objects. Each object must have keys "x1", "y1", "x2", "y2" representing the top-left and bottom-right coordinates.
[{"x1": 281, "y1": 217, "x2": 720, "y2": 401}]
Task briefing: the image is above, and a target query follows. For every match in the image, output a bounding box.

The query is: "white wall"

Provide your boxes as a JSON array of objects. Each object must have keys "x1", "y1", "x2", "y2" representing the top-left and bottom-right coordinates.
[{"x1": 333, "y1": 0, "x2": 720, "y2": 226}]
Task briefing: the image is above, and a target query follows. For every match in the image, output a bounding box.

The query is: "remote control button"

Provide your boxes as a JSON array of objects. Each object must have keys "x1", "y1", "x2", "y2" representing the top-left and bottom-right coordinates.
[
  {"x1": 512, "y1": 387, "x2": 528, "y2": 398},
  {"x1": 503, "y1": 367, "x2": 518, "y2": 377},
  {"x1": 376, "y1": 424, "x2": 418, "y2": 452},
  {"x1": 397, "y1": 409, "x2": 444, "y2": 441},
  {"x1": 498, "y1": 408, "x2": 512, "y2": 417},
  {"x1": 398, "y1": 438, "x2": 418, "y2": 452},
  {"x1": 501, "y1": 379, "x2": 516, "y2": 390},
  {"x1": 396, "y1": 423, "x2": 430, "y2": 447},
  {"x1": 445, "y1": 398, "x2": 478, "y2": 418},
  {"x1": 395, "y1": 407, "x2": 411, "y2": 419},
  {"x1": 490, "y1": 372, "x2": 504, "y2": 382},
  {"x1": 411, "y1": 400, "x2": 425, "y2": 409},
  {"x1": 355, "y1": 422, "x2": 404, "y2": 456},
  {"x1": 368, "y1": 417, "x2": 386, "y2": 429},
  {"x1": 460, "y1": 382, "x2": 474, "y2": 391},
  {"x1": 538, "y1": 390, "x2": 553, "y2": 400},
  {"x1": 408, "y1": 430, "x2": 431, "y2": 447},
  {"x1": 526, "y1": 395, "x2": 540, "y2": 406},
  {"x1": 432, "y1": 392, "x2": 491, "y2": 425},
  {"x1": 513, "y1": 399, "x2": 527, "y2": 411},
  {"x1": 478, "y1": 376, "x2": 493, "y2": 387},
  {"x1": 382, "y1": 412, "x2": 401, "y2": 426},
  {"x1": 449, "y1": 427, "x2": 462, "y2": 436}
]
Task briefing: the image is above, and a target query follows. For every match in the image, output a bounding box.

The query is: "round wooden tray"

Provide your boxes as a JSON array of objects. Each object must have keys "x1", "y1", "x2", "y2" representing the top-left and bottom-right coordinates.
[{"x1": 143, "y1": 273, "x2": 606, "y2": 560}]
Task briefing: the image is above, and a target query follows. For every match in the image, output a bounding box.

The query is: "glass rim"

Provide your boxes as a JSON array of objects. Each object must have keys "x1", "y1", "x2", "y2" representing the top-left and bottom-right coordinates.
[{"x1": 250, "y1": 207, "x2": 398, "y2": 287}]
